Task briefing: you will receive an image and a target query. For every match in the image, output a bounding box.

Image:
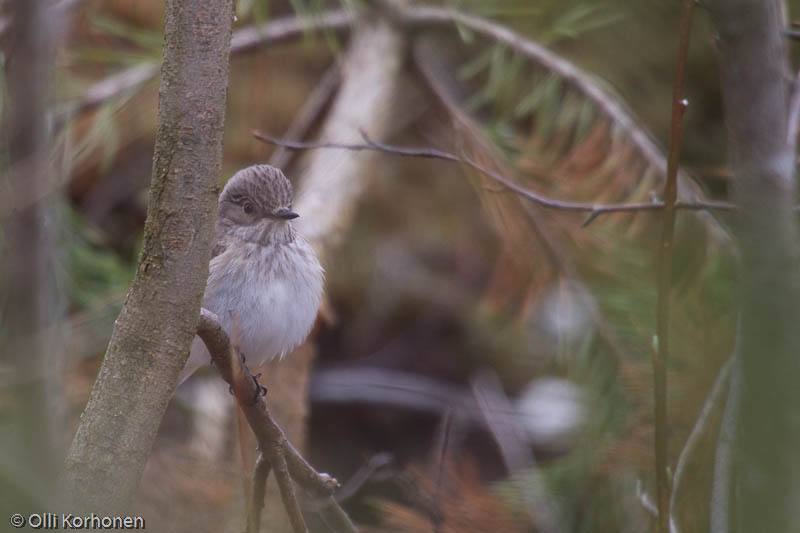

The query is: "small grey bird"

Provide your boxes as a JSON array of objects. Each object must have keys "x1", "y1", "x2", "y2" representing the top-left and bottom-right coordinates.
[{"x1": 179, "y1": 164, "x2": 324, "y2": 384}]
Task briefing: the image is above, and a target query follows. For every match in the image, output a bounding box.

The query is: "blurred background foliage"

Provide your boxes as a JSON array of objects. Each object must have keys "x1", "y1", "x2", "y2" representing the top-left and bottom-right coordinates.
[{"x1": 9, "y1": 0, "x2": 787, "y2": 530}]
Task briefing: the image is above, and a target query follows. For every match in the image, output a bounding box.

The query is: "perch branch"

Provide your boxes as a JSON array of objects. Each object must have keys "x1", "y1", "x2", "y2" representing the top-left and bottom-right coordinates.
[
  {"x1": 653, "y1": 1, "x2": 694, "y2": 531},
  {"x1": 195, "y1": 309, "x2": 356, "y2": 533},
  {"x1": 253, "y1": 130, "x2": 737, "y2": 221}
]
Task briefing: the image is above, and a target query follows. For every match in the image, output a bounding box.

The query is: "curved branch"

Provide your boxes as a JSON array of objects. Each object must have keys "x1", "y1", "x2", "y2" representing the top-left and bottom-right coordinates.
[
  {"x1": 396, "y1": 3, "x2": 692, "y2": 196},
  {"x1": 253, "y1": 131, "x2": 737, "y2": 222},
  {"x1": 63, "y1": 10, "x2": 352, "y2": 117}
]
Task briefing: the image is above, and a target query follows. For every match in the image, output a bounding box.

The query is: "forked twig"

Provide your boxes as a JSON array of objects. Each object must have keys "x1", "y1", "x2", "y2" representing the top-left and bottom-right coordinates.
[
  {"x1": 271, "y1": 449, "x2": 306, "y2": 533},
  {"x1": 195, "y1": 309, "x2": 356, "y2": 533},
  {"x1": 247, "y1": 454, "x2": 272, "y2": 533}
]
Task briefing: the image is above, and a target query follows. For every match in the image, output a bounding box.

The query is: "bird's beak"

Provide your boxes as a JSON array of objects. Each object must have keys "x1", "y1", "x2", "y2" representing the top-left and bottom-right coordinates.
[{"x1": 275, "y1": 208, "x2": 300, "y2": 220}]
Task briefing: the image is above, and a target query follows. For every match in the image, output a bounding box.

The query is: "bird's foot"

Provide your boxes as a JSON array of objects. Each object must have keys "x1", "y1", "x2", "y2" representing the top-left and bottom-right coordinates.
[
  {"x1": 226, "y1": 352, "x2": 268, "y2": 403},
  {"x1": 249, "y1": 371, "x2": 268, "y2": 404}
]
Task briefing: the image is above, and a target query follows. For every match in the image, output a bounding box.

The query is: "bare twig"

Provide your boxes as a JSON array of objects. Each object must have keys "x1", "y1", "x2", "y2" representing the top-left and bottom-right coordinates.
[
  {"x1": 653, "y1": 2, "x2": 695, "y2": 531},
  {"x1": 247, "y1": 454, "x2": 272, "y2": 533},
  {"x1": 195, "y1": 310, "x2": 356, "y2": 533},
  {"x1": 471, "y1": 370, "x2": 562, "y2": 533},
  {"x1": 304, "y1": 452, "x2": 394, "y2": 511},
  {"x1": 395, "y1": 3, "x2": 699, "y2": 201},
  {"x1": 669, "y1": 356, "x2": 732, "y2": 520},
  {"x1": 62, "y1": 10, "x2": 352, "y2": 117},
  {"x1": 269, "y1": 64, "x2": 341, "y2": 170},
  {"x1": 271, "y1": 450, "x2": 307, "y2": 533},
  {"x1": 787, "y1": 69, "x2": 800, "y2": 146},
  {"x1": 65, "y1": 63, "x2": 159, "y2": 117},
  {"x1": 253, "y1": 130, "x2": 737, "y2": 220},
  {"x1": 432, "y1": 407, "x2": 454, "y2": 503},
  {"x1": 635, "y1": 479, "x2": 678, "y2": 533},
  {"x1": 710, "y1": 320, "x2": 742, "y2": 533}
]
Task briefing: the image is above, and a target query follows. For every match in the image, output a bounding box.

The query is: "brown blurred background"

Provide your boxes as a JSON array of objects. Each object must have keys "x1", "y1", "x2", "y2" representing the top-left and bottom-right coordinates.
[{"x1": 7, "y1": 0, "x2": 786, "y2": 530}]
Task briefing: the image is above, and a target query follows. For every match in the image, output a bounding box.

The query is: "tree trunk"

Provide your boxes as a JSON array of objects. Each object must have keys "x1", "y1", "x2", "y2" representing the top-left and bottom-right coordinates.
[
  {"x1": 62, "y1": 0, "x2": 234, "y2": 513},
  {"x1": 709, "y1": 1, "x2": 800, "y2": 530}
]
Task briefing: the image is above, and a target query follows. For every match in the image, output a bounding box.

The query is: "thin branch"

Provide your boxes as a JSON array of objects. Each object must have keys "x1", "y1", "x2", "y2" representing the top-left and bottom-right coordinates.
[
  {"x1": 247, "y1": 454, "x2": 272, "y2": 533},
  {"x1": 195, "y1": 310, "x2": 355, "y2": 533},
  {"x1": 669, "y1": 356, "x2": 732, "y2": 519},
  {"x1": 432, "y1": 408, "x2": 454, "y2": 506},
  {"x1": 271, "y1": 449, "x2": 307, "y2": 533},
  {"x1": 316, "y1": 496, "x2": 360, "y2": 533},
  {"x1": 253, "y1": 130, "x2": 737, "y2": 220},
  {"x1": 710, "y1": 319, "x2": 742, "y2": 533},
  {"x1": 304, "y1": 452, "x2": 394, "y2": 511},
  {"x1": 65, "y1": 63, "x2": 159, "y2": 117},
  {"x1": 471, "y1": 370, "x2": 563, "y2": 533},
  {"x1": 269, "y1": 64, "x2": 341, "y2": 170},
  {"x1": 395, "y1": 3, "x2": 692, "y2": 198},
  {"x1": 653, "y1": 2, "x2": 695, "y2": 531},
  {"x1": 788, "y1": 69, "x2": 800, "y2": 146},
  {"x1": 62, "y1": 10, "x2": 352, "y2": 117},
  {"x1": 635, "y1": 479, "x2": 678, "y2": 533}
]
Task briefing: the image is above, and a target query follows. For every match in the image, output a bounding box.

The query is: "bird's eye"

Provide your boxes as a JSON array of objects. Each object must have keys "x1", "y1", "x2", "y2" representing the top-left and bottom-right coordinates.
[{"x1": 243, "y1": 202, "x2": 254, "y2": 215}]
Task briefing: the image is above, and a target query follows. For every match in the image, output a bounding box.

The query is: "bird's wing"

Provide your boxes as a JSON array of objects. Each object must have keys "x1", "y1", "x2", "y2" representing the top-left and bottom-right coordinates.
[{"x1": 211, "y1": 234, "x2": 229, "y2": 259}]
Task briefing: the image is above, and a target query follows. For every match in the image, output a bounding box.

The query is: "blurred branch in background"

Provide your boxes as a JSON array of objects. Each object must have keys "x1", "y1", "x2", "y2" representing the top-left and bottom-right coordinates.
[
  {"x1": 60, "y1": 9, "x2": 352, "y2": 118},
  {"x1": 0, "y1": 0, "x2": 63, "y2": 521},
  {"x1": 269, "y1": 64, "x2": 340, "y2": 170},
  {"x1": 470, "y1": 370, "x2": 562, "y2": 532},
  {"x1": 0, "y1": 0, "x2": 84, "y2": 40},
  {"x1": 708, "y1": 1, "x2": 800, "y2": 531}
]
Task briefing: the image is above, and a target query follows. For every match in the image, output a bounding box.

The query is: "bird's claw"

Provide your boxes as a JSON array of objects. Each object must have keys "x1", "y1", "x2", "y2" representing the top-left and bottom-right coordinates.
[
  {"x1": 226, "y1": 352, "x2": 268, "y2": 403},
  {"x1": 250, "y1": 371, "x2": 268, "y2": 404}
]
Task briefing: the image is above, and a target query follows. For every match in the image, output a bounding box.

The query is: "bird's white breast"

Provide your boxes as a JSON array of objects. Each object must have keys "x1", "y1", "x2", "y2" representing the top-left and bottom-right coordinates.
[{"x1": 181, "y1": 235, "x2": 323, "y2": 383}]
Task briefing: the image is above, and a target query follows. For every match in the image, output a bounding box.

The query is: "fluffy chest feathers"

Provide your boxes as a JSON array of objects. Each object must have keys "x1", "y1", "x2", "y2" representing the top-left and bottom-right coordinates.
[{"x1": 202, "y1": 236, "x2": 323, "y2": 365}]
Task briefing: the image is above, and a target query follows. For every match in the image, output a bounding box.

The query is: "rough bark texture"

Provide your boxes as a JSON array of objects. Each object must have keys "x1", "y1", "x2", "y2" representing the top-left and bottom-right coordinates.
[
  {"x1": 62, "y1": 0, "x2": 234, "y2": 512},
  {"x1": 709, "y1": 1, "x2": 800, "y2": 530},
  {"x1": 0, "y1": 0, "x2": 61, "y2": 519},
  {"x1": 257, "y1": 14, "x2": 406, "y2": 530}
]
